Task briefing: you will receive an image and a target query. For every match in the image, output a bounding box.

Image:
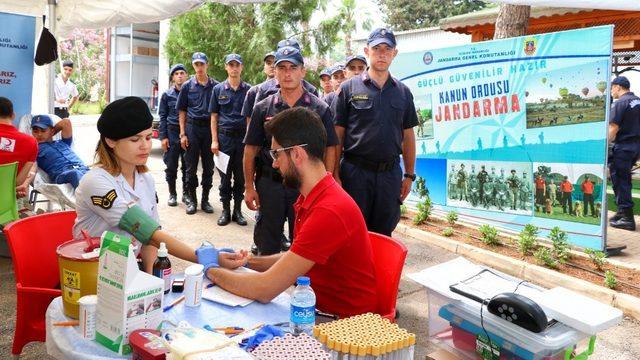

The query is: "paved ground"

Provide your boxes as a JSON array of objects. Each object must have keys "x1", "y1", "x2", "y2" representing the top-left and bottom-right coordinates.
[{"x1": 2, "y1": 116, "x2": 640, "y2": 359}]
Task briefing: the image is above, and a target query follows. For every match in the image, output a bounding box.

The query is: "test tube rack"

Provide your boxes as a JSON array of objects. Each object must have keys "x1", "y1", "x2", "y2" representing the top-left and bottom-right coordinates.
[
  {"x1": 252, "y1": 333, "x2": 332, "y2": 360},
  {"x1": 313, "y1": 313, "x2": 416, "y2": 360}
]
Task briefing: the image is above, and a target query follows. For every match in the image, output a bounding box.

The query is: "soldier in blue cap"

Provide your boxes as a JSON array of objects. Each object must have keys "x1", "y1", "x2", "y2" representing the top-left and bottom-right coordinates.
[
  {"x1": 345, "y1": 54, "x2": 367, "y2": 79},
  {"x1": 333, "y1": 28, "x2": 418, "y2": 236},
  {"x1": 241, "y1": 52, "x2": 275, "y2": 122},
  {"x1": 608, "y1": 76, "x2": 640, "y2": 231},
  {"x1": 176, "y1": 52, "x2": 219, "y2": 215},
  {"x1": 243, "y1": 46, "x2": 338, "y2": 255},
  {"x1": 159, "y1": 64, "x2": 188, "y2": 206},
  {"x1": 251, "y1": 39, "x2": 319, "y2": 108},
  {"x1": 209, "y1": 54, "x2": 251, "y2": 226},
  {"x1": 322, "y1": 64, "x2": 345, "y2": 106},
  {"x1": 319, "y1": 67, "x2": 333, "y2": 97}
]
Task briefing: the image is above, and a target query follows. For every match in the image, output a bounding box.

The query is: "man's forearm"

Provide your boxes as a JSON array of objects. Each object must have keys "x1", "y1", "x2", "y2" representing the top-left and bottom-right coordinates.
[
  {"x1": 68, "y1": 96, "x2": 78, "y2": 109},
  {"x1": 243, "y1": 146, "x2": 259, "y2": 189},
  {"x1": 402, "y1": 129, "x2": 416, "y2": 174},
  {"x1": 179, "y1": 111, "x2": 187, "y2": 135},
  {"x1": 334, "y1": 126, "x2": 345, "y2": 177},
  {"x1": 247, "y1": 253, "x2": 283, "y2": 272},
  {"x1": 210, "y1": 113, "x2": 219, "y2": 141},
  {"x1": 207, "y1": 268, "x2": 273, "y2": 303}
]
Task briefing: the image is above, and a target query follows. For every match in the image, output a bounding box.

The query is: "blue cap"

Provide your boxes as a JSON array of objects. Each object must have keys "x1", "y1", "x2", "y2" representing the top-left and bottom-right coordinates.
[
  {"x1": 297, "y1": 276, "x2": 310, "y2": 286},
  {"x1": 346, "y1": 54, "x2": 367, "y2": 66},
  {"x1": 275, "y1": 46, "x2": 304, "y2": 66},
  {"x1": 224, "y1": 53, "x2": 243, "y2": 65},
  {"x1": 612, "y1": 76, "x2": 630, "y2": 89},
  {"x1": 319, "y1": 67, "x2": 331, "y2": 78},
  {"x1": 263, "y1": 51, "x2": 276, "y2": 61},
  {"x1": 31, "y1": 114, "x2": 54, "y2": 129},
  {"x1": 330, "y1": 64, "x2": 345, "y2": 75},
  {"x1": 169, "y1": 63, "x2": 187, "y2": 76},
  {"x1": 277, "y1": 38, "x2": 301, "y2": 50},
  {"x1": 367, "y1": 28, "x2": 396, "y2": 48},
  {"x1": 191, "y1": 52, "x2": 208, "y2": 64}
]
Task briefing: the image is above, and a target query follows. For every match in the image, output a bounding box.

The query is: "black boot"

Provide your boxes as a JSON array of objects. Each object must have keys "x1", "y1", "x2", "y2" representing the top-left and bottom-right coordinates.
[
  {"x1": 182, "y1": 190, "x2": 188, "y2": 204},
  {"x1": 185, "y1": 190, "x2": 197, "y2": 215},
  {"x1": 201, "y1": 188, "x2": 214, "y2": 213},
  {"x1": 609, "y1": 208, "x2": 624, "y2": 222},
  {"x1": 217, "y1": 201, "x2": 231, "y2": 226},
  {"x1": 610, "y1": 208, "x2": 636, "y2": 231},
  {"x1": 167, "y1": 181, "x2": 177, "y2": 207},
  {"x1": 232, "y1": 200, "x2": 247, "y2": 226}
]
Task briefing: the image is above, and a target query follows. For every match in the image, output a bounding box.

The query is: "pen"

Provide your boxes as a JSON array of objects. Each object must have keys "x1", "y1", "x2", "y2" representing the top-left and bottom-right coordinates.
[
  {"x1": 163, "y1": 295, "x2": 186, "y2": 312},
  {"x1": 206, "y1": 283, "x2": 215, "y2": 288},
  {"x1": 53, "y1": 321, "x2": 79, "y2": 327}
]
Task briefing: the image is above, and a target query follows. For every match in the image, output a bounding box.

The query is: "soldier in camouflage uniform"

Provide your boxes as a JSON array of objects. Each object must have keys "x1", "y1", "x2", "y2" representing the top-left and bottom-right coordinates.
[
  {"x1": 520, "y1": 171, "x2": 532, "y2": 211},
  {"x1": 507, "y1": 169, "x2": 521, "y2": 210},
  {"x1": 448, "y1": 163, "x2": 458, "y2": 200},
  {"x1": 494, "y1": 169, "x2": 509, "y2": 211},
  {"x1": 477, "y1": 165, "x2": 488, "y2": 202},
  {"x1": 456, "y1": 164, "x2": 468, "y2": 201}
]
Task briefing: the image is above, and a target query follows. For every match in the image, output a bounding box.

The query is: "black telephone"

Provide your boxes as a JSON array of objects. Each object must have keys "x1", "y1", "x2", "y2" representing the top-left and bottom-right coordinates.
[{"x1": 487, "y1": 292, "x2": 548, "y2": 333}]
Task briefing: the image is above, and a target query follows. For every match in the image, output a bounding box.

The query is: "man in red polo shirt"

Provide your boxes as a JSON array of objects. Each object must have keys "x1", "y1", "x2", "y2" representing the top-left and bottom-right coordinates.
[
  {"x1": 560, "y1": 176, "x2": 574, "y2": 215},
  {"x1": 581, "y1": 175, "x2": 596, "y2": 217},
  {"x1": 203, "y1": 107, "x2": 377, "y2": 318},
  {"x1": 534, "y1": 174, "x2": 546, "y2": 212},
  {"x1": 0, "y1": 97, "x2": 38, "y2": 198}
]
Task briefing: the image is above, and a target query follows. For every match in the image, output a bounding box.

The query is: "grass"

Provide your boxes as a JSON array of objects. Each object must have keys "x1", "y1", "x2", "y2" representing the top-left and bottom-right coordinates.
[
  {"x1": 534, "y1": 205, "x2": 601, "y2": 225},
  {"x1": 70, "y1": 101, "x2": 102, "y2": 115}
]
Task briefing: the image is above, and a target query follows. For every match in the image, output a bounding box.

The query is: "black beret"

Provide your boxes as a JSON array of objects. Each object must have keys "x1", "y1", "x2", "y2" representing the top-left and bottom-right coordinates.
[{"x1": 97, "y1": 97, "x2": 153, "y2": 140}]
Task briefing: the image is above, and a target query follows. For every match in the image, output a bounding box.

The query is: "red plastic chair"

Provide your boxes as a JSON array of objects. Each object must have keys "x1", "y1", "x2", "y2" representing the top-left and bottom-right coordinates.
[
  {"x1": 369, "y1": 231, "x2": 408, "y2": 322},
  {"x1": 3, "y1": 210, "x2": 76, "y2": 356}
]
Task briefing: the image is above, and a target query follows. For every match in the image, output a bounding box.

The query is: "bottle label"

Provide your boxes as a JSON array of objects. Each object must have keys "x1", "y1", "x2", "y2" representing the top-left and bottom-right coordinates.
[
  {"x1": 162, "y1": 268, "x2": 172, "y2": 291},
  {"x1": 290, "y1": 304, "x2": 315, "y2": 325}
]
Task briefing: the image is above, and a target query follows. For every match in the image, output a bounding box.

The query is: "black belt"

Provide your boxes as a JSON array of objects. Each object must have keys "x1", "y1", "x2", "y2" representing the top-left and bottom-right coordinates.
[
  {"x1": 187, "y1": 118, "x2": 210, "y2": 126},
  {"x1": 168, "y1": 124, "x2": 180, "y2": 130},
  {"x1": 219, "y1": 128, "x2": 246, "y2": 138},
  {"x1": 344, "y1": 153, "x2": 397, "y2": 173},
  {"x1": 260, "y1": 165, "x2": 283, "y2": 183},
  {"x1": 56, "y1": 107, "x2": 68, "y2": 111}
]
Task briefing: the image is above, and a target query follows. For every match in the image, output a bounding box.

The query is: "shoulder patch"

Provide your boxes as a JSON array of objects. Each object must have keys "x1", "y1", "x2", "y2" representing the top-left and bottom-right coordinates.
[
  {"x1": 351, "y1": 94, "x2": 369, "y2": 101},
  {"x1": 91, "y1": 189, "x2": 117, "y2": 209}
]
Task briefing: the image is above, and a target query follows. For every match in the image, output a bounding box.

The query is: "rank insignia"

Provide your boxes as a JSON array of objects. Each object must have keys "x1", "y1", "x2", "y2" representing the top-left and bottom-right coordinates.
[{"x1": 91, "y1": 189, "x2": 117, "y2": 209}]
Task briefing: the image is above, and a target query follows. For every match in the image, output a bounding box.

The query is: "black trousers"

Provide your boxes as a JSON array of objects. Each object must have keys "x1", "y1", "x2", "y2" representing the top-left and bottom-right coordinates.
[
  {"x1": 184, "y1": 120, "x2": 213, "y2": 192},
  {"x1": 217, "y1": 132, "x2": 245, "y2": 203},
  {"x1": 254, "y1": 174, "x2": 298, "y2": 255},
  {"x1": 54, "y1": 108, "x2": 69, "y2": 118}
]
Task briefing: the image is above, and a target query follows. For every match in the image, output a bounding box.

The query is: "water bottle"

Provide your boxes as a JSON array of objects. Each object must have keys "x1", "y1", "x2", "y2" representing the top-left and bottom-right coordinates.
[{"x1": 290, "y1": 276, "x2": 316, "y2": 336}]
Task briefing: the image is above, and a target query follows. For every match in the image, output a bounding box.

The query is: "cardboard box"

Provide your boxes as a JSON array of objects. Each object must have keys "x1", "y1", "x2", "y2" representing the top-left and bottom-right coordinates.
[
  {"x1": 148, "y1": 47, "x2": 159, "y2": 56},
  {"x1": 133, "y1": 46, "x2": 149, "y2": 56},
  {"x1": 95, "y1": 232, "x2": 164, "y2": 355},
  {"x1": 426, "y1": 349, "x2": 461, "y2": 360}
]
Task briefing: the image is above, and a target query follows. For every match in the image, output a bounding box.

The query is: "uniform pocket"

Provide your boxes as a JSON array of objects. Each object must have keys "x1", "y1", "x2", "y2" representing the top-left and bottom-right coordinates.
[{"x1": 351, "y1": 99, "x2": 373, "y2": 110}]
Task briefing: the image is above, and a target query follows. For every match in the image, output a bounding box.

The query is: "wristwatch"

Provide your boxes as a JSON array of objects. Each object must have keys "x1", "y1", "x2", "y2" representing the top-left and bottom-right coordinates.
[{"x1": 403, "y1": 173, "x2": 416, "y2": 181}]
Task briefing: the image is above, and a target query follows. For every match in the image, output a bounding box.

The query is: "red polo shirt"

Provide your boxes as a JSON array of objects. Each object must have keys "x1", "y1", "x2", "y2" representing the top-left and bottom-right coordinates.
[
  {"x1": 291, "y1": 173, "x2": 377, "y2": 318},
  {"x1": 535, "y1": 177, "x2": 545, "y2": 190},
  {"x1": 581, "y1": 180, "x2": 594, "y2": 195},
  {"x1": 0, "y1": 123, "x2": 38, "y2": 173},
  {"x1": 561, "y1": 181, "x2": 573, "y2": 193}
]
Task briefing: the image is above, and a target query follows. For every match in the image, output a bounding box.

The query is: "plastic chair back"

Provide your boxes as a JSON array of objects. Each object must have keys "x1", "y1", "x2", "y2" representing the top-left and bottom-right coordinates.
[
  {"x1": 369, "y1": 231, "x2": 408, "y2": 322},
  {"x1": 0, "y1": 162, "x2": 18, "y2": 225},
  {"x1": 3, "y1": 210, "x2": 76, "y2": 355}
]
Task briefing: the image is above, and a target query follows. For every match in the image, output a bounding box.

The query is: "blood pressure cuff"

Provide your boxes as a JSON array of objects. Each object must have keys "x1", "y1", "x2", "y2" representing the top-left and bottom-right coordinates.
[{"x1": 118, "y1": 205, "x2": 161, "y2": 245}]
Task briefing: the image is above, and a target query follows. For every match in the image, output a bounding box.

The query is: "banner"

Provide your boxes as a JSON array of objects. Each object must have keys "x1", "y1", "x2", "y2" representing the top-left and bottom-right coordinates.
[
  {"x1": 392, "y1": 26, "x2": 613, "y2": 250},
  {"x1": 0, "y1": 12, "x2": 35, "y2": 126}
]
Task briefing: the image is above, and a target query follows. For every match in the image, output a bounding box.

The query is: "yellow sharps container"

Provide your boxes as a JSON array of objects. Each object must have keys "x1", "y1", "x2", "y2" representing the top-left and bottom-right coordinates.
[{"x1": 56, "y1": 235, "x2": 100, "y2": 319}]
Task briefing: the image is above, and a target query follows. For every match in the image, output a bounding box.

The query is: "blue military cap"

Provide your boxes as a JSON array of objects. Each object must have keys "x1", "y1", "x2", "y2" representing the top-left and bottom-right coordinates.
[
  {"x1": 263, "y1": 51, "x2": 276, "y2": 61},
  {"x1": 225, "y1": 53, "x2": 243, "y2": 65},
  {"x1": 612, "y1": 76, "x2": 630, "y2": 89},
  {"x1": 31, "y1": 114, "x2": 54, "y2": 129},
  {"x1": 345, "y1": 54, "x2": 367, "y2": 66},
  {"x1": 319, "y1": 67, "x2": 332, "y2": 78},
  {"x1": 169, "y1": 63, "x2": 187, "y2": 76},
  {"x1": 277, "y1": 38, "x2": 301, "y2": 50},
  {"x1": 275, "y1": 46, "x2": 304, "y2": 66},
  {"x1": 330, "y1": 64, "x2": 345, "y2": 75},
  {"x1": 191, "y1": 52, "x2": 208, "y2": 64},
  {"x1": 367, "y1": 28, "x2": 396, "y2": 48}
]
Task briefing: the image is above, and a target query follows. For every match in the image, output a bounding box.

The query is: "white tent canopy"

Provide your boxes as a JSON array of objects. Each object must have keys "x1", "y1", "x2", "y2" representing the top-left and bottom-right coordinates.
[
  {"x1": 0, "y1": 0, "x2": 275, "y2": 35},
  {"x1": 488, "y1": 0, "x2": 640, "y2": 11}
]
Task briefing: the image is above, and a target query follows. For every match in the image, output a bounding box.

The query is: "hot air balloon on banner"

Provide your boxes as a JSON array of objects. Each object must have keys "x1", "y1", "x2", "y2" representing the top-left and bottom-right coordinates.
[
  {"x1": 559, "y1": 88, "x2": 569, "y2": 97},
  {"x1": 542, "y1": 77, "x2": 547, "y2": 84},
  {"x1": 582, "y1": 87, "x2": 589, "y2": 96},
  {"x1": 526, "y1": 91, "x2": 529, "y2": 97},
  {"x1": 597, "y1": 81, "x2": 607, "y2": 94}
]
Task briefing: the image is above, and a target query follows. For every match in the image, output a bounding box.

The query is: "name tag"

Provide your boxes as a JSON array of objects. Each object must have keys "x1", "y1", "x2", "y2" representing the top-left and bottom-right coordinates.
[
  {"x1": 218, "y1": 95, "x2": 229, "y2": 100},
  {"x1": 351, "y1": 94, "x2": 369, "y2": 101}
]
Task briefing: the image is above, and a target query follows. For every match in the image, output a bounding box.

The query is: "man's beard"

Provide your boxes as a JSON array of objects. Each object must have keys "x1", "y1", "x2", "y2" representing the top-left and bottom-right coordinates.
[{"x1": 282, "y1": 163, "x2": 301, "y2": 190}]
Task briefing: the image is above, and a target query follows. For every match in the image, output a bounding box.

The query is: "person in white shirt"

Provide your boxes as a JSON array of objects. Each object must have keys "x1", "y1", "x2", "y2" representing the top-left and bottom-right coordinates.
[{"x1": 54, "y1": 60, "x2": 79, "y2": 119}]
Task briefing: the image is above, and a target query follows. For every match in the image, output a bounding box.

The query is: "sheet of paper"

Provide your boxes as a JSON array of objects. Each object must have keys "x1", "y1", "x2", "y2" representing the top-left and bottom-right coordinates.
[
  {"x1": 202, "y1": 267, "x2": 255, "y2": 307},
  {"x1": 214, "y1": 151, "x2": 230, "y2": 174}
]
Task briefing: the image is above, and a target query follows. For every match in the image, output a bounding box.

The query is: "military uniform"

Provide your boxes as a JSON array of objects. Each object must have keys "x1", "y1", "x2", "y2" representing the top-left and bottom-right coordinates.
[
  {"x1": 334, "y1": 70, "x2": 418, "y2": 236},
  {"x1": 244, "y1": 91, "x2": 338, "y2": 255},
  {"x1": 158, "y1": 83, "x2": 187, "y2": 203},
  {"x1": 507, "y1": 171, "x2": 520, "y2": 210}
]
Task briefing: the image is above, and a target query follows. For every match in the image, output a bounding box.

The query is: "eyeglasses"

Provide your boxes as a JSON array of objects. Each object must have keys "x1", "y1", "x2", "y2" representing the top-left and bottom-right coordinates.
[{"x1": 269, "y1": 143, "x2": 308, "y2": 161}]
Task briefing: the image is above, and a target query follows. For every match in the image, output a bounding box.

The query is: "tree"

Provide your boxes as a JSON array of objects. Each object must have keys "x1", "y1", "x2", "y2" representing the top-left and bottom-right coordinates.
[
  {"x1": 333, "y1": 0, "x2": 372, "y2": 56},
  {"x1": 377, "y1": 0, "x2": 486, "y2": 31},
  {"x1": 494, "y1": 4, "x2": 530, "y2": 39},
  {"x1": 59, "y1": 29, "x2": 107, "y2": 103}
]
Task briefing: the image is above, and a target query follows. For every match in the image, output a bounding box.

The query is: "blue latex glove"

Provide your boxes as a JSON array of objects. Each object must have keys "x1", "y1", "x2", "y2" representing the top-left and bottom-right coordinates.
[
  {"x1": 241, "y1": 325, "x2": 285, "y2": 350},
  {"x1": 195, "y1": 244, "x2": 235, "y2": 273}
]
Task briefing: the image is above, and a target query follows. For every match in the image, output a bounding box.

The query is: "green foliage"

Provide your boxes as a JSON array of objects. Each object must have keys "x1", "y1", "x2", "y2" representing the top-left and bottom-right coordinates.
[
  {"x1": 413, "y1": 197, "x2": 432, "y2": 225},
  {"x1": 442, "y1": 227, "x2": 454, "y2": 237},
  {"x1": 585, "y1": 249, "x2": 608, "y2": 271},
  {"x1": 413, "y1": 177, "x2": 429, "y2": 199},
  {"x1": 534, "y1": 247, "x2": 558, "y2": 269},
  {"x1": 604, "y1": 270, "x2": 617, "y2": 289},
  {"x1": 518, "y1": 224, "x2": 539, "y2": 255},
  {"x1": 400, "y1": 204, "x2": 408, "y2": 217},
  {"x1": 549, "y1": 227, "x2": 570, "y2": 263},
  {"x1": 478, "y1": 224, "x2": 499, "y2": 246},
  {"x1": 377, "y1": 0, "x2": 486, "y2": 31},
  {"x1": 446, "y1": 211, "x2": 458, "y2": 226}
]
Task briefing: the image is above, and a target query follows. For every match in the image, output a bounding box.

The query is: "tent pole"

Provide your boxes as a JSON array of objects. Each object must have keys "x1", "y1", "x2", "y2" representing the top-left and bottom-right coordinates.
[{"x1": 47, "y1": 0, "x2": 56, "y2": 114}]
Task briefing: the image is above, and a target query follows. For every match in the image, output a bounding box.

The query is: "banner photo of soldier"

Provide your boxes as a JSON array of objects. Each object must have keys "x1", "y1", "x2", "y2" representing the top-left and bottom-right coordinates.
[
  {"x1": 526, "y1": 61, "x2": 608, "y2": 129},
  {"x1": 392, "y1": 26, "x2": 613, "y2": 250},
  {"x1": 532, "y1": 163, "x2": 604, "y2": 226},
  {"x1": 446, "y1": 160, "x2": 533, "y2": 215}
]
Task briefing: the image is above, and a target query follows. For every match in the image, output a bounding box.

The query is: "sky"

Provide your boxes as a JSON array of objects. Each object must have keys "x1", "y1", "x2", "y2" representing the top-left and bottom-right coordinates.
[{"x1": 310, "y1": 0, "x2": 386, "y2": 39}]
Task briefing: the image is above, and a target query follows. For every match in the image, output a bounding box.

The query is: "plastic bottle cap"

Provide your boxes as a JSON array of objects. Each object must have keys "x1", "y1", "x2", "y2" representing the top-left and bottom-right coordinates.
[
  {"x1": 297, "y1": 276, "x2": 310, "y2": 286},
  {"x1": 158, "y1": 242, "x2": 168, "y2": 257}
]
